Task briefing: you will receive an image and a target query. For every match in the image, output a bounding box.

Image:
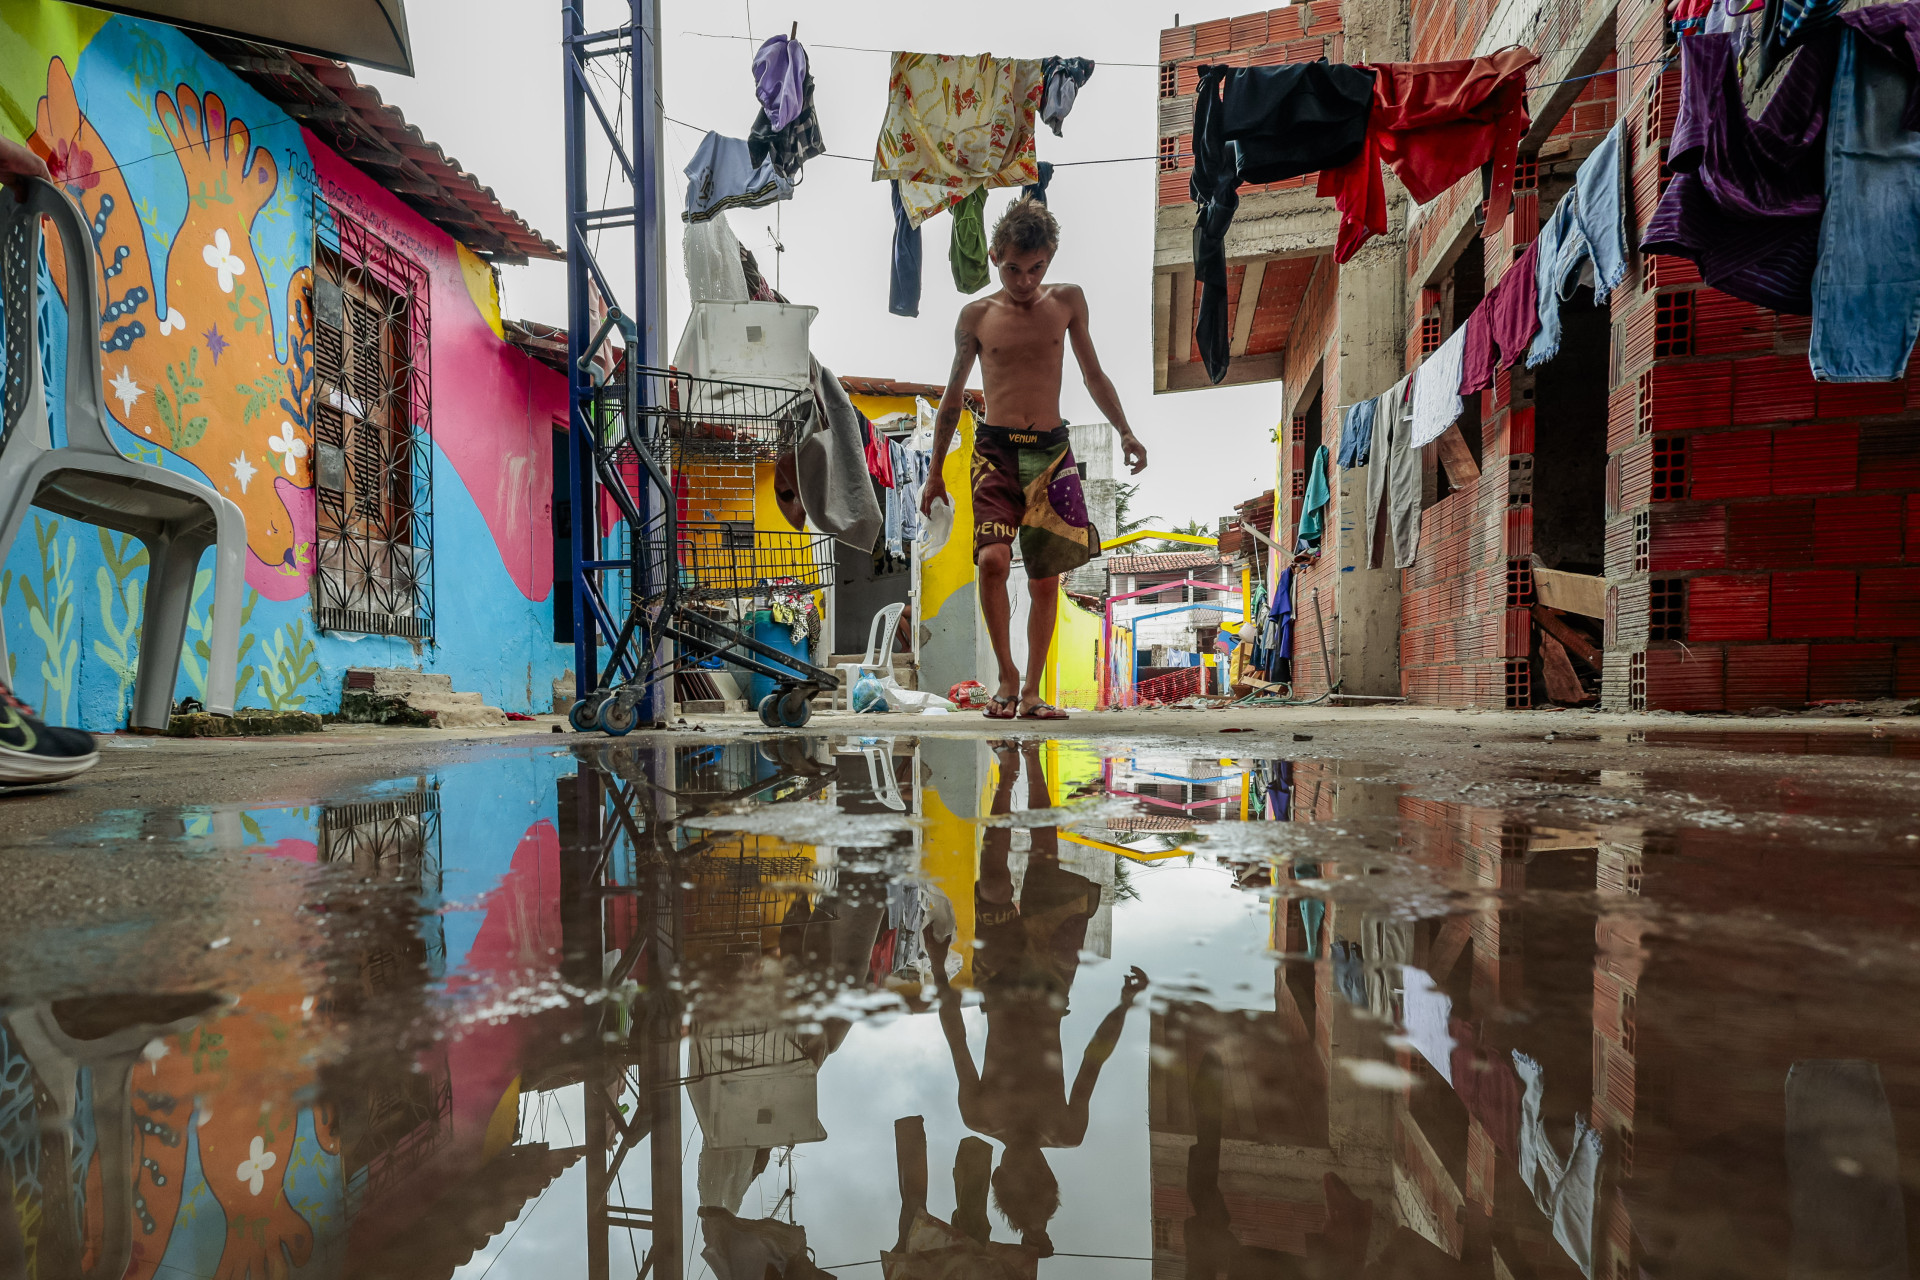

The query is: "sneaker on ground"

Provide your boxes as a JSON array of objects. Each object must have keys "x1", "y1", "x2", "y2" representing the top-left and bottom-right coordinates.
[{"x1": 0, "y1": 681, "x2": 99, "y2": 785}]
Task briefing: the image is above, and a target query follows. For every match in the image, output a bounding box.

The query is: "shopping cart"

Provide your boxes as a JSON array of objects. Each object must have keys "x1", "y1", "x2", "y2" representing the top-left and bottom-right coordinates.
[{"x1": 565, "y1": 336, "x2": 841, "y2": 735}]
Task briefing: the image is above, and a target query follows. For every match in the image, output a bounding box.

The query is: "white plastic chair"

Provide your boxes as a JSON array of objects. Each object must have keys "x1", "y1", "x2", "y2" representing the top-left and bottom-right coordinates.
[
  {"x1": 835, "y1": 600, "x2": 905, "y2": 710},
  {"x1": 864, "y1": 741, "x2": 905, "y2": 810},
  {"x1": 0, "y1": 178, "x2": 244, "y2": 727}
]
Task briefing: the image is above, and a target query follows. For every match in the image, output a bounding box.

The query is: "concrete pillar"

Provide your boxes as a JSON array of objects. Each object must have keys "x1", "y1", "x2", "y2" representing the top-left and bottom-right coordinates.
[{"x1": 1328, "y1": 231, "x2": 1408, "y2": 697}]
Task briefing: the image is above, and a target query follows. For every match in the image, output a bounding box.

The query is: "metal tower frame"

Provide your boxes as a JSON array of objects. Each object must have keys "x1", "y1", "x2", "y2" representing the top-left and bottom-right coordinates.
[{"x1": 564, "y1": 0, "x2": 669, "y2": 725}]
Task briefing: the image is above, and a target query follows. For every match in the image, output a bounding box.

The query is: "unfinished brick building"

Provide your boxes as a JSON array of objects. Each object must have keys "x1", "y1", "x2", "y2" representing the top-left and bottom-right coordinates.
[{"x1": 1156, "y1": 0, "x2": 1920, "y2": 710}]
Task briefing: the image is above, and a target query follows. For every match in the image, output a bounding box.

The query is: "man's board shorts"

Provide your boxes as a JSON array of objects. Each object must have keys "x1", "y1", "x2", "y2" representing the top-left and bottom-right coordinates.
[{"x1": 969, "y1": 423, "x2": 1102, "y2": 581}]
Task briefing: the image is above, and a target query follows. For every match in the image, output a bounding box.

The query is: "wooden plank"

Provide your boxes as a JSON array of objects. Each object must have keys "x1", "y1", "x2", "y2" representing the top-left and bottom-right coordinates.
[
  {"x1": 1434, "y1": 422, "x2": 1480, "y2": 488},
  {"x1": 1532, "y1": 604, "x2": 1603, "y2": 669},
  {"x1": 1534, "y1": 565, "x2": 1607, "y2": 619},
  {"x1": 1229, "y1": 258, "x2": 1266, "y2": 358}
]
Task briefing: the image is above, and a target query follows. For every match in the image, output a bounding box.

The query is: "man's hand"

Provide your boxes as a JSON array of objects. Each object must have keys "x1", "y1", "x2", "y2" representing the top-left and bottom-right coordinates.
[
  {"x1": 1119, "y1": 965, "x2": 1149, "y2": 1005},
  {"x1": 1118, "y1": 429, "x2": 1148, "y2": 475},
  {"x1": 919, "y1": 470, "x2": 950, "y2": 518},
  {"x1": 0, "y1": 136, "x2": 51, "y2": 201}
]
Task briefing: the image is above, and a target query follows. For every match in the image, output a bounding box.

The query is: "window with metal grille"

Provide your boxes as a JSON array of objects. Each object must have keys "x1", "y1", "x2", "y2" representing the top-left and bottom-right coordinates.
[
  {"x1": 1651, "y1": 435, "x2": 1687, "y2": 500},
  {"x1": 1654, "y1": 291, "x2": 1692, "y2": 357},
  {"x1": 311, "y1": 202, "x2": 434, "y2": 639},
  {"x1": 1648, "y1": 578, "x2": 1685, "y2": 639},
  {"x1": 1159, "y1": 62, "x2": 1178, "y2": 98},
  {"x1": 1158, "y1": 135, "x2": 1179, "y2": 172}
]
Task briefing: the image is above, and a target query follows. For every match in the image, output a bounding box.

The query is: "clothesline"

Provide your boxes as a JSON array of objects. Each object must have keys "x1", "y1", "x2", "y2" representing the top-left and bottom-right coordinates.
[{"x1": 681, "y1": 29, "x2": 1162, "y2": 66}]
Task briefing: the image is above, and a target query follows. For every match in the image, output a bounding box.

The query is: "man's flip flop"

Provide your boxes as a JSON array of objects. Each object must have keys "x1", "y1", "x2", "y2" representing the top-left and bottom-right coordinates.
[
  {"x1": 1018, "y1": 701, "x2": 1070, "y2": 720},
  {"x1": 983, "y1": 696, "x2": 1018, "y2": 720}
]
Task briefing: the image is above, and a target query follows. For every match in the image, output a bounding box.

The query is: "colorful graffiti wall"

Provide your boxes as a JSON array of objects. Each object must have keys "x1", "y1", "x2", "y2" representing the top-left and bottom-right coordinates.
[{"x1": 0, "y1": 2, "x2": 570, "y2": 729}]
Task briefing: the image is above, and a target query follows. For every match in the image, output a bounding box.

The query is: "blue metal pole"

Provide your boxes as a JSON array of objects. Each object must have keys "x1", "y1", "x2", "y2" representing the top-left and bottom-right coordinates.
[{"x1": 563, "y1": 2, "x2": 597, "y2": 708}]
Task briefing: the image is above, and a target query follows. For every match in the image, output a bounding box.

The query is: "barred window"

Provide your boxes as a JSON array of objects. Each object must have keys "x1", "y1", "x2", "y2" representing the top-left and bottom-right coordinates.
[{"x1": 311, "y1": 204, "x2": 435, "y2": 639}]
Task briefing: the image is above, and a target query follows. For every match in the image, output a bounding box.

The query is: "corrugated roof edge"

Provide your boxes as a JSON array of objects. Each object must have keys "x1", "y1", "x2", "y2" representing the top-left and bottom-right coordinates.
[{"x1": 196, "y1": 35, "x2": 563, "y2": 264}]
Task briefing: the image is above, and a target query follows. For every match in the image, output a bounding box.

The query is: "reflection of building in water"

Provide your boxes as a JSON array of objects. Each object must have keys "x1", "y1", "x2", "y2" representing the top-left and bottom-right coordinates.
[{"x1": 1143, "y1": 758, "x2": 1618, "y2": 1278}]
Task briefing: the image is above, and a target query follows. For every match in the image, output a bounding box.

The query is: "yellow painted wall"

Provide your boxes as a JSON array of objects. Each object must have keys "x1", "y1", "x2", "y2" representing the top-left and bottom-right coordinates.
[{"x1": 1040, "y1": 592, "x2": 1102, "y2": 711}]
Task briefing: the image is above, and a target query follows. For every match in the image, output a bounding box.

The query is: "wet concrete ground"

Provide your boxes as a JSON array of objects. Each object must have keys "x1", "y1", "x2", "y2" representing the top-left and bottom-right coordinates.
[{"x1": 3, "y1": 710, "x2": 1920, "y2": 1278}]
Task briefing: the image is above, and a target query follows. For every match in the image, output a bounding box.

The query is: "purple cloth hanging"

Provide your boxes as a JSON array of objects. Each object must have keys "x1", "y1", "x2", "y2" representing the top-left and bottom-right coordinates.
[{"x1": 753, "y1": 35, "x2": 809, "y2": 133}]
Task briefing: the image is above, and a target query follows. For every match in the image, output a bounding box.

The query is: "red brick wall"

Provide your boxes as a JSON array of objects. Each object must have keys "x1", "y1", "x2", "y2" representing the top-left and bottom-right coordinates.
[{"x1": 1607, "y1": 19, "x2": 1920, "y2": 710}]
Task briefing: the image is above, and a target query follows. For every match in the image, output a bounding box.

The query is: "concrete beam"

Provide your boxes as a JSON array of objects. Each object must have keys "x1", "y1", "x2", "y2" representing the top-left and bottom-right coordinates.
[
  {"x1": 1153, "y1": 270, "x2": 1174, "y2": 393},
  {"x1": 1169, "y1": 267, "x2": 1195, "y2": 370},
  {"x1": 1155, "y1": 189, "x2": 1341, "y2": 269},
  {"x1": 1163, "y1": 351, "x2": 1284, "y2": 392}
]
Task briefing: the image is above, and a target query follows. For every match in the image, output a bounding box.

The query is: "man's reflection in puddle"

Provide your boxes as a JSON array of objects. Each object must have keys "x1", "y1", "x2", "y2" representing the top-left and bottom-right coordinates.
[{"x1": 924, "y1": 741, "x2": 1147, "y2": 1258}]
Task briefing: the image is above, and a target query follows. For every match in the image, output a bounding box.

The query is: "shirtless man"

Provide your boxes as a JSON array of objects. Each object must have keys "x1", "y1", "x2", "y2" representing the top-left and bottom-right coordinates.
[{"x1": 918, "y1": 199, "x2": 1148, "y2": 720}]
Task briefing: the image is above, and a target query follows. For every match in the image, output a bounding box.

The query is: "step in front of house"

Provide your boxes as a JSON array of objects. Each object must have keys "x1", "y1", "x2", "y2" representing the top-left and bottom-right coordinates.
[{"x1": 339, "y1": 667, "x2": 510, "y2": 728}]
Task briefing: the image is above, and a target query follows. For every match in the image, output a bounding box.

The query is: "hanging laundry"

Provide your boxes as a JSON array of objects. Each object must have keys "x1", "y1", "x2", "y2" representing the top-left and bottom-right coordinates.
[
  {"x1": 1527, "y1": 187, "x2": 1590, "y2": 367},
  {"x1": 1190, "y1": 65, "x2": 1241, "y2": 384},
  {"x1": 683, "y1": 211, "x2": 750, "y2": 302},
  {"x1": 683, "y1": 132, "x2": 791, "y2": 223},
  {"x1": 794, "y1": 360, "x2": 885, "y2": 552},
  {"x1": 1570, "y1": 121, "x2": 1629, "y2": 301},
  {"x1": 1265, "y1": 567, "x2": 1295, "y2": 682},
  {"x1": 1219, "y1": 60, "x2": 1376, "y2": 184},
  {"x1": 1461, "y1": 238, "x2": 1542, "y2": 394},
  {"x1": 1364, "y1": 376, "x2": 1420, "y2": 569},
  {"x1": 1811, "y1": 19, "x2": 1920, "y2": 382},
  {"x1": 1409, "y1": 325, "x2": 1467, "y2": 447},
  {"x1": 741, "y1": 244, "x2": 784, "y2": 302},
  {"x1": 1640, "y1": 30, "x2": 1829, "y2": 314},
  {"x1": 889, "y1": 180, "x2": 922, "y2": 317},
  {"x1": 873, "y1": 53, "x2": 1043, "y2": 226},
  {"x1": 949, "y1": 185, "x2": 990, "y2": 293},
  {"x1": 1318, "y1": 49, "x2": 1539, "y2": 263},
  {"x1": 1040, "y1": 56, "x2": 1096, "y2": 136},
  {"x1": 749, "y1": 71, "x2": 826, "y2": 184},
  {"x1": 1758, "y1": 0, "x2": 1847, "y2": 77},
  {"x1": 1296, "y1": 445, "x2": 1332, "y2": 550},
  {"x1": 863, "y1": 412, "x2": 896, "y2": 487},
  {"x1": 1188, "y1": 61, "x2": 1374, "y2": 382},
  {"x1": 753, "y1": 34, "x2": 809, "y2": 133},
  {"x1": 1336, "y1": 396, "x2": 1375, "y2": 468},
  {"x1": 1022, "y1": 159, "x2": 1054, "y2": 205}
]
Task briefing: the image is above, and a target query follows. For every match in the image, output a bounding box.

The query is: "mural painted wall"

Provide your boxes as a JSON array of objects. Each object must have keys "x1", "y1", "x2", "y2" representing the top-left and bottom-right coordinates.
[
  {"x1": 0, "y1": 3, "x2": 570, "y2": 729},
  {"x1": 0, "y1": 751, "x2": 580, "y2": 1279}
]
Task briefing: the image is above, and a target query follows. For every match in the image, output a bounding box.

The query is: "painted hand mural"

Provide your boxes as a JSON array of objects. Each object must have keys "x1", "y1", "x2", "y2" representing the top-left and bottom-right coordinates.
[
  {"x1": 31, "y1": 59, "x2": 315, "y2": 592},
  {"x1": 123, "y1": 985, "x2": 340, "y2": 1280}
]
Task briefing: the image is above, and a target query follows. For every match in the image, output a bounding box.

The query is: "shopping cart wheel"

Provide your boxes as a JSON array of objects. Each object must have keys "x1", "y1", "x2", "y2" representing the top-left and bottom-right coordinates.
[
  {"x1": 598, "y1": 697, "x2": 639, "y2": 737},
  {"x1": 567, "y1": 697, "x2": 602, "y2": 733},
  {"x1": 777, "y1": 687, "x2": 814, "y2": 729},
  {"x1": 756, "y1": 693, "x2": 782, "y2": 728}
]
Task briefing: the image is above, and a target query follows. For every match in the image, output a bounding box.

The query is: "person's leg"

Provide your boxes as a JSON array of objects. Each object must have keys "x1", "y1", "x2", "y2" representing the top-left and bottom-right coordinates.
[
  {"x1": 1021, "y1": 573, "x2": 1060, "y2": 713},
  {"x1": 977, "y1": 543, "x2": 1021, "y2": 707}
]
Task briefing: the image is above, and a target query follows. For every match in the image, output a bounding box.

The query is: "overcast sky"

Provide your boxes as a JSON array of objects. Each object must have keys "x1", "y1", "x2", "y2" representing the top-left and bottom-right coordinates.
[{"x1": 362, "y1": 0, "x2": 1285, "y2": 528}]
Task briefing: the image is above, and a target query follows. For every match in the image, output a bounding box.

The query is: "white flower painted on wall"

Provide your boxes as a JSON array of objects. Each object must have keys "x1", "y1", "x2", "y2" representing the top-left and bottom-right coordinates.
[
  {"x1": 158, "y1": 306, "x2": 186, "y2": 336},
  {"x1": 201, "y1": 228, "x2": 246, "y2": 293},
  {"x1": 267, "y1": 421, "x2": 308, "y2": 476},
  {"x1": 235, "y1": 1134, "x2": 277, "y2": 1196}
]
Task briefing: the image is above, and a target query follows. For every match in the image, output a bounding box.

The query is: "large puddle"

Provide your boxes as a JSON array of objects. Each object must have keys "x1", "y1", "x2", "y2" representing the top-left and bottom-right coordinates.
[{"x1": 4, "y1": 733, "x2": 1920, "y2": 1278}]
